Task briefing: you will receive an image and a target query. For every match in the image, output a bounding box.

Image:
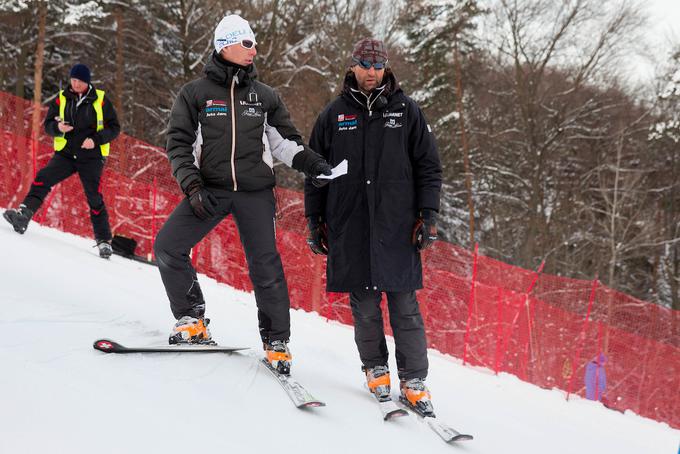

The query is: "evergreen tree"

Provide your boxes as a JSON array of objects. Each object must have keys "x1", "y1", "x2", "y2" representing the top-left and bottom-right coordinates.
[{"x1": 400, "y1": 0, "x2": 484, "y2": 246}]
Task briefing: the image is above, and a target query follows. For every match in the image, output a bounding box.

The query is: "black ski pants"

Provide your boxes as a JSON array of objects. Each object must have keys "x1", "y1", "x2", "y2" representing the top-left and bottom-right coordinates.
[
  {"x1": 23, "y1": 153, "x2": 111, "y2": 241},
  {"x1": 153, "y1": 188, "x2": 291, "y2": 343},
  {"x1": 350, "y1": 289, "x2": 428, "y2": 380}
]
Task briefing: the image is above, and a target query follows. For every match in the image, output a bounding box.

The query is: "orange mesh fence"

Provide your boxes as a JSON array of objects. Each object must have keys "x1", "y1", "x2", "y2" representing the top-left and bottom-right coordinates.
[{"x1": 1, "y1": 91, "x2": 678, "y2": 428}]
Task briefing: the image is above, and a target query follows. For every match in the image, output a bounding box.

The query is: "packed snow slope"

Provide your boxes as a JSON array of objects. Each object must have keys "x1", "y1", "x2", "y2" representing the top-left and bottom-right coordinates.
[{"x1": 0, "y1": 222, "x2": 678, "y2": 454}]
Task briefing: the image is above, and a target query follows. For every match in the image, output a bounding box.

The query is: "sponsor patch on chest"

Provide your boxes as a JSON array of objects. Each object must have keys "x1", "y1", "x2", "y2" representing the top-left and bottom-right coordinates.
[
  {"x1": 384, "y1": 118, "x2": 403, "y2": 128},
  {"x1": 337, "y1": 113, "x2": 358, "y2": 131},
  {"x1": 205, "y1": 100, "x2": 228, "y2": 117},
  {"x1": 241, "y1": 106, "x2": 263, "y2": 118}
]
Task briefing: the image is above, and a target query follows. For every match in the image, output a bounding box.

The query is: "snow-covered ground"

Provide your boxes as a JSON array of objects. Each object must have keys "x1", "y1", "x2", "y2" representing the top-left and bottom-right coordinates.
[{"x1": 1, "y1": 222, "x2": 678, "y2": 454}]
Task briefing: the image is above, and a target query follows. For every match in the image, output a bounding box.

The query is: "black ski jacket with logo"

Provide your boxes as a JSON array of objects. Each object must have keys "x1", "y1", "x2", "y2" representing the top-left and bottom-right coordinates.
[
  {"x1": 304, "y1": 70, "x2": 442, "y2": 292},
  {"x1": 166, "y1": 52, "x2": 320, "y2": 193}
]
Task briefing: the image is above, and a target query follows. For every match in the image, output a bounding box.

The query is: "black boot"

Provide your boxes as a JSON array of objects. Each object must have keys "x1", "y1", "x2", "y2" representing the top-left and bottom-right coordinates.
[
  {"x1": 96, "y1": 240, "x2": 113, "y2": 259},
  {"x1": 3, "y1": 205, "x2": 34, "y2": 234}
]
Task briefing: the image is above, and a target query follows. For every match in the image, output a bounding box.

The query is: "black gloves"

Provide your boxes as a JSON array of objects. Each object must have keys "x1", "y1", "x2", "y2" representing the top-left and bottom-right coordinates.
[
  {"x1": 412, "y1": 209, "x2": 438, "y2": 251},
  {"x1": 185, "y1": 181, "x2": 218, "y2": 220},
  {"x1": 305, "y1": 156, "x2": 333, "y2": 188},
  {"x1": 306, "y1": 216, "x2": 328, "y2": 255}
]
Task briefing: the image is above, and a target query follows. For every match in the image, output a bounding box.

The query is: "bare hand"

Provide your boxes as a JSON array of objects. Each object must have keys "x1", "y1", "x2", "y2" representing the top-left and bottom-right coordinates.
[
  {"x1": 57, "y1": 121, "x2": 73, "y2": 133},
  {"x1": 81, "y1": 138, "x2": 95, "y2": 149}
]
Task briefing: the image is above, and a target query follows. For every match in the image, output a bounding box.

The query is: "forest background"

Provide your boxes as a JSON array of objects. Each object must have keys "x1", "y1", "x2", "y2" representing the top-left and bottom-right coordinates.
[{"x1": 1, "y1": 0, "x2": 679, "y2": 310}]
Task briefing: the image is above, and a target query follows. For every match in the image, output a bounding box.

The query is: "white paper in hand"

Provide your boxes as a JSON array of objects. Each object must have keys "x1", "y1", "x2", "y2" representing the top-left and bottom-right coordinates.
[{"x1": 317, "y1": 159, "x2": 348, "y2": 180}]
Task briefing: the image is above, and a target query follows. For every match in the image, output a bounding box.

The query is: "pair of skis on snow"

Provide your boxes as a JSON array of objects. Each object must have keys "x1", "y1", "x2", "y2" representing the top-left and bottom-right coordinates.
[
  {"x1": 93, "y1": 339, "x2": 473, "y2": 443},
  {"x1": 93, "y1": 339, "x2": 324, "y2": 409}
]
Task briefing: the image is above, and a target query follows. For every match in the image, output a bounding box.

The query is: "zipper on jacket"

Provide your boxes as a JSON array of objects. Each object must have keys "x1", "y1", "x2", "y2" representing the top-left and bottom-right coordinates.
[{"x1": 230, "y1": 77, "x2": 238, "y2": 191}]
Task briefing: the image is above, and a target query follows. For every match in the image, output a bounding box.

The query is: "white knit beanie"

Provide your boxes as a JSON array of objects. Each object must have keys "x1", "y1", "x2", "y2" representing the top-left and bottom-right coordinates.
[{"x1": 214, "y1": 14, "x2": 256, "y2": 53}]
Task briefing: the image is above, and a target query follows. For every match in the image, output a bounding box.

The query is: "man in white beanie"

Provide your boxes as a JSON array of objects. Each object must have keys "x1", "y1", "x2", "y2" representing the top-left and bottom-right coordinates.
[
  {"x1": 155, "y1": 14, "x2": 331, "y2": 375},
  {"x1": 213, "y1": 14, "x2": 256, "y2": 54}
]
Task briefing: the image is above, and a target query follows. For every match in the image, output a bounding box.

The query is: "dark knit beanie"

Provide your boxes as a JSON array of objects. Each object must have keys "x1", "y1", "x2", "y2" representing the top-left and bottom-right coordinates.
[
  {"x1": 69, "y1": 64, "x2": 91, "y2": 84},
  {"x1": 351, "y1": 38, "x2": 388, "y2": 64}
]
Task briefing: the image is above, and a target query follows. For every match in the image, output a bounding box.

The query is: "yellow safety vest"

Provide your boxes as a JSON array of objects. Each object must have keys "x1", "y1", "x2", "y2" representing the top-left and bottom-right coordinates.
[{"x1": 53, "y1": 89, "x2": 110, "y2": 157}]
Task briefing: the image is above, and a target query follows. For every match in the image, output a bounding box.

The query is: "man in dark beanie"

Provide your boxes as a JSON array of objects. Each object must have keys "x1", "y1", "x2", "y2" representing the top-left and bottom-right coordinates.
[
  {"x1": 304, "y1": 38, "x2": 442, "y2": 416},
  {"x1": 154, "y1": 14, "x2": 331, "y2": 375},
  {"x1": 69, "y1": 63, "x2": 91, "y2": 84},
  {"x1": 3, "y1": 63, "x2": 120, "y2": 258}
]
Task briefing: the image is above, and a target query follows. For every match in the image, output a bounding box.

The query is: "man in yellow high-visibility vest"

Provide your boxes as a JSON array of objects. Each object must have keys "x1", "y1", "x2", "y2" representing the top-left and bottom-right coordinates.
[{"x1": 3, "y1": 64, "x2": 120, "y2": 258}]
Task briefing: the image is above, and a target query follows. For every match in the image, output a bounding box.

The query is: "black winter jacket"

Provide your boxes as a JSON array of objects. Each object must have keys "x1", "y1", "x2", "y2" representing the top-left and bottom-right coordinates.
[
  {"x1": 166, "y1": 52, "x2": 321, "y2": 193},
  {"x1": 44, "y1": 84, "x2": 120, "y2": 160},
  {"x1": 304, "y1": 70, "x2": 442, "y2": 292}
]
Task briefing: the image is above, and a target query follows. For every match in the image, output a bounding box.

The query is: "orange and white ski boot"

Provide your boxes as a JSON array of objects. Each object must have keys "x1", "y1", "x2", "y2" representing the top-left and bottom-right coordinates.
[
  {"x1": 169, "y1": 316, "x2": 213, "y2": 345},
  {"x1": 264, "y1": 340, "x2": 292, "y2": 375},
  {"x1": 400, "y1": 377, "x2": 435, "y2": 416},
  {"x1": 364, "y1": 365, "x2": 391, "y2": 402}
]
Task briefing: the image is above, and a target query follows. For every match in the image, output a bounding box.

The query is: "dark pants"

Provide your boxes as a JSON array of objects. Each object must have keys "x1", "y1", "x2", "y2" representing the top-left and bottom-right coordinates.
[
  {"x1": 23, "y1": 153, "x2": 111, "y2": 241},
  {"x1": 153, "y1": 188, "x2": 291, "y2": 343},
  {"x1": 350, "y1": 289, "x2": 428, "y2": 380}
]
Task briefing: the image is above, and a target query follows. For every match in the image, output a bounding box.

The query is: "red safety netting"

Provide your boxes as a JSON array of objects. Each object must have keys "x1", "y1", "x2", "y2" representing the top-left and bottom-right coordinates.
[{"x1": 1, "y1": 91, "x2": 678, "y2": 428}]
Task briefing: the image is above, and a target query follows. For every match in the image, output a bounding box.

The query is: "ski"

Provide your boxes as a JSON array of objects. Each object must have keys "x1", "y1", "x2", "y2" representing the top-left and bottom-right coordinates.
[
  {"x1": 398, "y1": 397, "x2": 473, "y2": 443},
  {"x1": 260, "y1": 359, "x2": 326, "y2": 409},
  {"x1": 93, "y1": 339, "x2": 249, "y2": 354},
  {"x1": 374, "y1": 396, "x2": 408, "y2": 421},
  {"x1": 363, "y1": 383, "x2": 408, "y2": 420}
]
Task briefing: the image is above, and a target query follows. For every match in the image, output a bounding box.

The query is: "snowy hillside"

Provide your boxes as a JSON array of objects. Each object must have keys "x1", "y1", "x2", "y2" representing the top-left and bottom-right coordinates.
[{"x1": 0, "y1": 222, "x2": 678, "y2": 454}]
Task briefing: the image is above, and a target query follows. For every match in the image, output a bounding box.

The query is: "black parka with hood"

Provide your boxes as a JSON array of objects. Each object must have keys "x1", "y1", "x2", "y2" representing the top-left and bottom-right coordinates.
[{"x1": 304, "y1": 70, "x2": 442, "y2": 292}]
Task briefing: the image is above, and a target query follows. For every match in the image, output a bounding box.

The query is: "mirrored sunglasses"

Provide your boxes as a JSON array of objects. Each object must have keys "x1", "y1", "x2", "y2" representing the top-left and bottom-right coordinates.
[
  {"x1": 352, "y1": 57, "x2": 387, "y2": 70},
  {"x1": 240, "y1": 39, "x2": 256, "y2": 49}
]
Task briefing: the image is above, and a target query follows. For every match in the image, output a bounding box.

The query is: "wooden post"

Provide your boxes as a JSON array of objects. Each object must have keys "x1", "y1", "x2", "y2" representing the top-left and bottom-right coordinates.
[
  {"x1": 523, "y1": 261, "x2": 545, "y2": 381},
  {"x1": 494, "y1": 286, "x2": 504, "y2": 374},
  {"x1": 463, "y1": 243, "x2": 479, "y2": 365}
]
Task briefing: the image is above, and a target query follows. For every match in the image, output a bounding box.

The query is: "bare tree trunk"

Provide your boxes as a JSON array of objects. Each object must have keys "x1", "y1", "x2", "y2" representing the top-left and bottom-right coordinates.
[
  {"x1": 672, "y1": 243, "x2": 680, "y2": 311},
  {"x1": 180, "y1": 0, "x2": 191, "y2": 80},
  {"x1": 31, "y1": 8, "x2": 46, "y2": 119},
  {"x1": 15, "y1": 43, "x2": 27, "y2": 98},
  {"x1": 454, "y1": 41, "x2": 475, "y2": 247},
  {"x1": 25, "y1": 1, "x2": 46, "y2": 195},
  {"x1": 603, "y1": 132, "x2": 624, "y2": 354},
  {"x1": 30, "y1": 1, "x2": 46, "y2": 141},
  {"x1": 669, "y1": 145, "x2": 680, "y2": 311},
  {"x1": 651, "y1": 205, "x2": 661, "y2": 301},
  {"x1": 14, "y1": 43, "x2": 28, "y2": 206},
  {"x1": 607, "y1": 133, "x2": 624, "y2": 289},
  {"x1": 114, "y1": 6, "x2": 125, "y2": 127}
]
